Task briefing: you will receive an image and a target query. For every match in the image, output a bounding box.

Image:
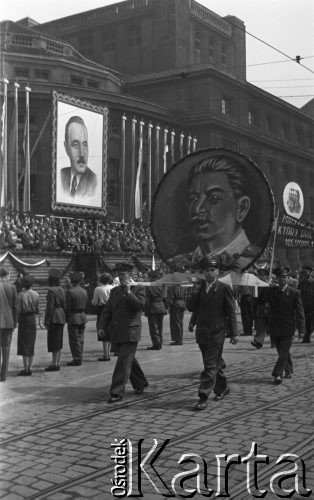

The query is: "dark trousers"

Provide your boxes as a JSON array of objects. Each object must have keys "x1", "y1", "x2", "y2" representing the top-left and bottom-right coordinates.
[
  {"x1": 272, "y1": 336, "x2": 293, "y2": 378},
  {"x1": 68, "y1": 324, "x2": 85, "y2": 362},
  {"x1": 303, "y1": 313, "x2": 313, "y2": 342},
  {"x1": 0, "y1": 328, "x2": 13, "y2": 381},
  {"x1": 240, "y1": 295, "x2": 255, "y2": 335},
  {"x1": 110, "y1": 342, "x2": 147, "y2": 397},
  {"x1": 198, "y1": 338, "x2": 227, "y2": 400},
  {"x1": 169, "y1": 305, "x2": 184, "y2": 343},
  {"x1": 148, "y1": 314, "x2": 164, "y2": 347}
]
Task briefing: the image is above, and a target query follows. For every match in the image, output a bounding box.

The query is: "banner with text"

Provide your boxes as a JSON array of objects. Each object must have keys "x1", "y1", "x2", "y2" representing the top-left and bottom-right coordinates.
[{"x1": 276, "y1": 212, "x2": 314, "y2": 248}]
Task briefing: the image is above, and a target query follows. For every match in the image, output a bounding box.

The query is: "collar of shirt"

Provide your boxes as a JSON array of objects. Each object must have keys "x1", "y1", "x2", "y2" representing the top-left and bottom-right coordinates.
[
  {"x1": 70, "y1": 172, "x2": 82, "y2": 194},
  {"x1": 205, "y1": 279, "x2": 217, "y2": 294}
]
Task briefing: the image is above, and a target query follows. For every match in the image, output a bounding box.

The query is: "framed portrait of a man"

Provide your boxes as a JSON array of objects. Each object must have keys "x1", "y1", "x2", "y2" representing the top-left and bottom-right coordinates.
[
  {"x1": 51, "y1": 91, "x2": 108, "y2": 215},
  {"x1": 151, "y1": 148, "x2": 275, "y2": 271}
]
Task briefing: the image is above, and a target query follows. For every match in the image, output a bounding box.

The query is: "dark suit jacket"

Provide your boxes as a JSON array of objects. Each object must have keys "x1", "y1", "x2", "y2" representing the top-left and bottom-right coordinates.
[
  {"x1": 187, "y1": 280, "x2": 238, "y2": 343},
  {"x1": 44, "y1": 286, "x2": 66, "y2": 327},
  {"x1": 145, "y1": 285, "x2": 167, "y2": 315},
  {"x1": 66, "y1": 286, "x2": 88, "y2": 325},
  {"x1": 61, "y1": 167, "x2": 97, "y2": 198},
  {"x1": 262, "y1": 285, "x2": 305, "y2": 337},
  {"x1": 0, "y1": 281, "x2": 17, "y2": 329},
  {"x1": 98, "y1": 285, "x2": 146, "y2": 343}
]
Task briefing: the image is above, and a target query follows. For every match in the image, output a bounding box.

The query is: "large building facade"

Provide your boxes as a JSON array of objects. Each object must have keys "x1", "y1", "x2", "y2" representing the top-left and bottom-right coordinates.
[{"x1": 1, "y1": 0, "x2": 314, "y2": 267}]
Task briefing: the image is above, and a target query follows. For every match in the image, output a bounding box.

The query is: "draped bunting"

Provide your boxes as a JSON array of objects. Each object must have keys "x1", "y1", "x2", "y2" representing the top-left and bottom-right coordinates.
[{"x1": 0, "y1": 251, "x2": 48, "y2": 267}]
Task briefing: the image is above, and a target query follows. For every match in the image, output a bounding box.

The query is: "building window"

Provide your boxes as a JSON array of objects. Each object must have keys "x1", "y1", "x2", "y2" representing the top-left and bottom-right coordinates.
[
  {"x1": 34, "y1": 69, "x2": 50, "y2": 81},
  {"x1": 71, "y1": 76, "x2": 83, "y2": 87},
  {"x1": 221, "y1": 42, "x2": 227, "y2": 66},
  {"x1": 248, "y1": 107, "x2": 259, "y2": 127},
  {"x1": 265, "y1": 114, "x2": 273, "y2": 133},
  {"x1": 15, "y1": 68, "x2": 29, "y2": 78},
  {"x1": 221, "y1": 95, "x2": 234, "y2": 118},
  {"x1": 46, "y1": 41, "x2": 64, "y2": 54},
  {"x1": 11, "y1": 34, "x2": 32, "y2": 47},
  {"x1": 195, "y1": 28, "x2": 201, "y2": 52},
  {"x1": 208, "y1": 36, "x2": 215, "y2": 60},
  {"x1": 87, "y1": 80, "x2": 100, "y2": 89},
  {"x1": 281, "y1": 121, "x2": 290, "y2": 140},
  {"x1": 103, "y1": 30, "x2": 116, "y2": 52},
  {"x1": 108, "y1": 158, "x2": 120, "y2": 206},
  {"x1": 127, "y1": 24, "x2": 141, "y2": 48}
]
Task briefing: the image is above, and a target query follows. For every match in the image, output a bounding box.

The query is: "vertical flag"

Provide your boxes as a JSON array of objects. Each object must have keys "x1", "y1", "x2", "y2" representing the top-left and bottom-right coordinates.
[
  {"x1": 192, "y1": 136, "x2": 198, "y2": 152},
  {"x1": 155, "y1": 124, "x2": 160, "y2": 185},
  {"x1": 170, "y1": 129, "x2": 175, "y2": 166},
  {"x1": 163, "y1": 126, "x2": 168, "y2": 174},
  {"x1": 120, "y1": 114, "x2": 126, "y2": 222},
  {"x1": 134, "y1": 119, "x2": 144, "y2": 220},
  {"x1": 187, "y1": 134, "x2": 192, "y2": 154},
  {"x1": 23, "y1": 85, "x2": 31, "y2": 212},
  {"x1": 0, "y1": 78, "x2": 9, "y2": 208},
  {"x1": 147, "y1": 122, "x2": 153, "y2": 216},
  {"x1": 180, "y1": 132, "x2": 184, "y2": 159},
  {"x1": 129, "y1": 117, "x2": 137, "y2": 221},
  {"x1": 151, "y1": 252, "x2": 156, "y2": 271},
  {"x1": 8, "y1": 82, "x2": 19, "y2": 211}
]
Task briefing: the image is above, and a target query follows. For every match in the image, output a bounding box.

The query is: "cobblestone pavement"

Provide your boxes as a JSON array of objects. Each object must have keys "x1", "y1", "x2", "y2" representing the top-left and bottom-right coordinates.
[{"x1": 0, "y1": 313, "x2": 313, "y2": 499}]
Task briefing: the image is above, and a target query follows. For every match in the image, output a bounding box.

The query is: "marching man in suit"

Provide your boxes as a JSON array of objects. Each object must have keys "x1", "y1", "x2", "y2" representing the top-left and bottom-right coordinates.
[
  {"x1": 187, "y1": 256, "x2": 238, "y2": 410},
  {"x1": 61, "y1": 116, "x2": 97, "y2": 201},
  {"x1": 261, "y1": 267, "x2": 305, "y2": 384},
  {"x1": 98, "y1": 262, "x2": 148, "y2": 403}
]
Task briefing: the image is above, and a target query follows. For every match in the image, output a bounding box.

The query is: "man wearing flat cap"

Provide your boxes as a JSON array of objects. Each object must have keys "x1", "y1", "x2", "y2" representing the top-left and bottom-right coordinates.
[
  {"x1": 186, "y1": 257, "x2": 238, "y2": 410},
  {"x1": 66, "y1": 272, "x2": 88, "y2": 366},
  {"x1": 261, "y1": 266, "x2": 305, "y2": 384},
  {"x1": 98, "y1": 262, "x2": 148, "y2": 403},
  {"x1": 297, "y1": 265, "x2": 314, "y2": 343}
]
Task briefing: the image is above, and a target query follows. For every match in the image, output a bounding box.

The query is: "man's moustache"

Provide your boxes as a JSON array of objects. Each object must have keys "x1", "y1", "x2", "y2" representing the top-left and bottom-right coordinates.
[{"x1": 191, "y1": 214, "x2": 211, "y2": 223}]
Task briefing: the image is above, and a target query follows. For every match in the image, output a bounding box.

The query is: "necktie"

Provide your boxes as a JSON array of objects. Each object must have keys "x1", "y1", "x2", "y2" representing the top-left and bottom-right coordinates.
[{"x1": 70, "y1": 176, "x2": 77, "y2": 197}]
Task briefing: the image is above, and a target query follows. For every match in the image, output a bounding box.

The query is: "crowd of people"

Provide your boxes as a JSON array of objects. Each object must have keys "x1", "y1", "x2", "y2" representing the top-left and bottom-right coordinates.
[
  {"x1": 0, "y1": 210, "x2": 155, "y2": 255},
  {"x1": 0, "y1": 259, "x2": 313, "y2": 412}
]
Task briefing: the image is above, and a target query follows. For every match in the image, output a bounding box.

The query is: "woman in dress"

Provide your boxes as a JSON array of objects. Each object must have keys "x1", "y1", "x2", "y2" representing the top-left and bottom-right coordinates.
[
  {"x1": 92, "y1": 273, "x2": 113, "y2": 361},
  {"x1": 44, "y1": 269, "x2": 66, "y2": 371},
  {"x1": 17, "y1": 275, "x2": 39, "y2": 376}
]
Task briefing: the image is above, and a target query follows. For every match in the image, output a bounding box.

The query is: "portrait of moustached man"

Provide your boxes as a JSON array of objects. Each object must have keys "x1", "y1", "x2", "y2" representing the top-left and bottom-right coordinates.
[
  {"x1": 151, "y1": 148, "x2": 274, "y2": 271},
  {"x1": 61, "y1": 115, "x2": 97, "y2": 201},
  {"x1": 52, "y1": 91, "x2": 108, "y2": 215}
]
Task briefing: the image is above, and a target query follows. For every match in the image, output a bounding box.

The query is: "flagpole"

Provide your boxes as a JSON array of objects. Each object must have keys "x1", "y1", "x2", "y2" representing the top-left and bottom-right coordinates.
[
  {"x1": 134, "y1": 118, "x2": 144, "y2": 220},
  {"x1": 0, "y1": 78, "x2": 9, "y2": 208},
  {"x1": 148, "y1": 121, "x2": 153, "y2": 217},
  {"x1": 14, "y1": 82, "x2": 19, "y2": 211},
  {"x1": 269, "y1": 210, "x2": 280, "y2": 282},
  {"x1": 129, "y1": 116, "x2": 137, "y2": 222},
  {"x1": 163, "y1": 126, "x2": 168, "y2": 174},
  {"x1": 187, "y1": 134, "x2": 192, "y2": 154},
  {"x1": 120, "y1": 114, "x2": 126, "y2": 222},
  {"x1": 170, "y1": 129, "x2": 175, "y2": 166},
  {"x1": 155, "y1": 124, "x2": 160, "y2": 185},
  {"x1": 192, "y1": 136, "x2": 198, "y2": 152},
  {"x1": 23, "y1": 85, "x2": 31, "y2": 213}
]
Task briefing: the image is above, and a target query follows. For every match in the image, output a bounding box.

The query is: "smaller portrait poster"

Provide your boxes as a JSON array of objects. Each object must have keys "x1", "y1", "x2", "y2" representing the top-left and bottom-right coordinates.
[
  {"x1": 51, "y1": 91, "x2": 108, "y2": 215},
  {"x1": 151, "y1": 148, "x2": 275, "y2": 271},
  {"x1": 283, "y1": 182, "x2": 304, "y2": 220}
]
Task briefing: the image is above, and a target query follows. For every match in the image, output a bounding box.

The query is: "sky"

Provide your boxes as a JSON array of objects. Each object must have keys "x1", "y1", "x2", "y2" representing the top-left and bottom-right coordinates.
[{"x1": 1, "y1": 0, "x2": 313, "y2": 109}]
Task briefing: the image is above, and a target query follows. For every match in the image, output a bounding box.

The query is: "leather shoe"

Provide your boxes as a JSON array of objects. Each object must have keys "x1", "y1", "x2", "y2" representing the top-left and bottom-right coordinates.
[
  {"x1": 284, "y1": 373, "x2": 292, "y2": 379},
  {"x1": 45, "y1": 365, "x2": 59, "y2": 372},
  {"x1": 17, "y1": 370, "x2": 28, "y2": 376},
  {"x1": 134, "y1": 381, "x2": 149, "y2": 394},
  {"x1": 273, "y1": 376, "x2": 282, "y2": 385},
  {"x1": 193, "y1": 398, "x2": 208, "y2": 411},
  {"x1": 169, "y1": 341, "x2": 182, "y2": 346},
  {"x1": 214, "y1": 386, "x2": 230, "y2": 401},
  {"x1": 251, "y1": 341, "x2": 262, "y2": 349},
  {"x1": 98, "y1": 356, "x2": 110, "y2": 361},
  {"x1": 147, "y1": 345, "x2": 161, "y2": 350},
  {"x1": 108, "y1": 395, "x2": 123, "y2": 403},
  {"x1": 67, "y1": 360, "x2": 82, "y2": 366}
]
